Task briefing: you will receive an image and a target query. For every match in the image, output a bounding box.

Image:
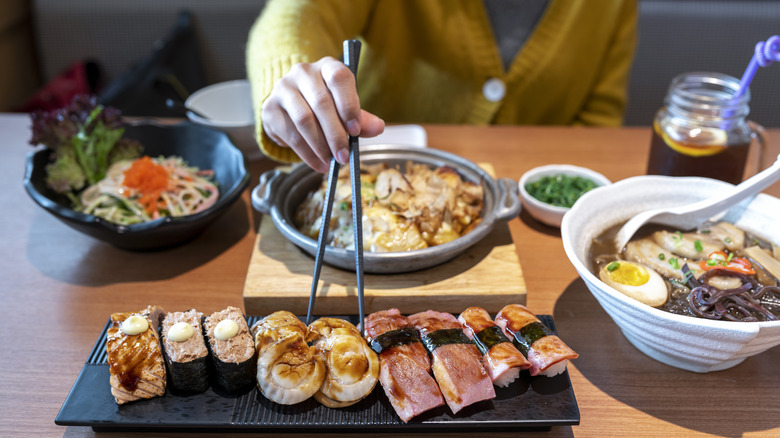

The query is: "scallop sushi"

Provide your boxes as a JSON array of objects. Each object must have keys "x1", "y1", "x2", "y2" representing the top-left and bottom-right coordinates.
[
  {"x1": 106, "y1": 305, "x2": 167, "y2": 405},
  {"x1": 160, "y1": 309, "x2": 209, "y2": 393},
  {"x1": 251, "y1": 311, "x2": 325, "y2": 405},
  {"x1": 203, "y1": 306, "x2": 256, "y2": 392},
  {"x1": 307, "y1": 317, "x2": 379, "y2": 408}
]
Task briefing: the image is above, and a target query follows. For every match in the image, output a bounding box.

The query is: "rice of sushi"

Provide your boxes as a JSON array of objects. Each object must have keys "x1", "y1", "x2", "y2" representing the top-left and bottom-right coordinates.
[
  {"x1": 539, "y1": 360, "x2": 568, "y2": 377},
  {"x1": 493, "y1": 366, "x2": 521, "y2": 388}
]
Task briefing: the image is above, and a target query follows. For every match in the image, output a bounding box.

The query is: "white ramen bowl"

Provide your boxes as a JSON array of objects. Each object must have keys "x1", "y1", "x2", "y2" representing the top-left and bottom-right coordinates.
[{"x1": 561, "y1": 175, "x2": 780, "y2": 373}]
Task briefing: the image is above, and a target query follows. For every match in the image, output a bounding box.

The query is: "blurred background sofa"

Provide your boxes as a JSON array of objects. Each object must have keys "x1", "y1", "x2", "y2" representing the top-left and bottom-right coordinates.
[{"x1": 2, "y1": 0, "x2": 779, "y2": 126}]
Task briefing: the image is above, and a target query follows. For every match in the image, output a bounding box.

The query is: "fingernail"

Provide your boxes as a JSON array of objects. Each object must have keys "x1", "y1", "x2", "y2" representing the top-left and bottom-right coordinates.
[
  {"x1": 346, "y1": 119, "x2": 360, "y2": 137},
  {"x1": 336, "y1": 148, "x2": 350, "y2": 164}
]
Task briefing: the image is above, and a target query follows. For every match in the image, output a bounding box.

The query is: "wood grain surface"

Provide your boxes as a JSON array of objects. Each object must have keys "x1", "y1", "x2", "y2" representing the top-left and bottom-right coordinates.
[{"x1": 3, "y1": 113, "x2": 780, "y2": 438}]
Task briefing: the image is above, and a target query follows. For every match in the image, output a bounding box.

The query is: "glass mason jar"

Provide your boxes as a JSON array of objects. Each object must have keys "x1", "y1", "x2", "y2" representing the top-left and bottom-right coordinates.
[{"x1": 646, "y1": 72, "x2": 765, "y2": 185}]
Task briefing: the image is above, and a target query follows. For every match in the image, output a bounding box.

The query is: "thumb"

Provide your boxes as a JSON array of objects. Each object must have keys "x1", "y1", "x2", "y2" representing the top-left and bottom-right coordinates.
[{"x1": 357, "y1": 110, "x2": 385, "y2": 138}]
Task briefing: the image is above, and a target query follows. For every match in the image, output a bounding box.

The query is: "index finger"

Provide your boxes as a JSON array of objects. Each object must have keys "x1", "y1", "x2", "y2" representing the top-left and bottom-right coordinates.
[{"x1": 319, "y1": 59, "x2": 362, "y2": 137}]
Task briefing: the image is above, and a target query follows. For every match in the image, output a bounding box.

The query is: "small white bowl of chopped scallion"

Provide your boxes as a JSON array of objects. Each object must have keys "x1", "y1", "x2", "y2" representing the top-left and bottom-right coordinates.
[{"x1": 519, "y1": 164, "x2": 611, "y2": 227}]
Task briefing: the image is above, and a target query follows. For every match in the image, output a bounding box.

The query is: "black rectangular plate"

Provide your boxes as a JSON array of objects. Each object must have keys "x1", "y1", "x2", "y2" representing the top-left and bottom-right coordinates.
[{"x1": 56, "y1": 314, "x2": 579, "y2": 432}]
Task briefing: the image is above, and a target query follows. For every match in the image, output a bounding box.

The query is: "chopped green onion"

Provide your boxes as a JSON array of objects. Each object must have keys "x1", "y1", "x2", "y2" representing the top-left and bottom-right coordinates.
[
  {"x1": 524, "y1": 174, "x2": 600, "y2": 208},
  {"x1": 669, "y1": 258, "x2": 680, "y2": 270},
  {"x1": 339, "y1": 201, "x2": 349, "y2": 210},
  {"x1": 707, "y1": 259, "x2": 718, "y2": 266},
  {"x1": 724, "y1": 237, "x2": 733, "y2": 245},
  {"x1": 658, "y1": 253, "x2": 666, "y2": 260},
  {"x1": 700, "y1": 229, "x2": 711, "y2": 234},
  {"x1": 727, "y1": 252, "x2": 734, "y2": 263},
  {"x1": 694, "y1": 239, "x2": 703, "y2": 252},
  {"x1": 606, "y1": 261, "x2": 620, "y2": 271}
]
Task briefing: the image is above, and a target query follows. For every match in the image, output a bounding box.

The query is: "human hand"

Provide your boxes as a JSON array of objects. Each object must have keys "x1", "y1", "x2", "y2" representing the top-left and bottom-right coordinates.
[{"x1": 261, "y1": 56, "x2": 385, "y2": 173}]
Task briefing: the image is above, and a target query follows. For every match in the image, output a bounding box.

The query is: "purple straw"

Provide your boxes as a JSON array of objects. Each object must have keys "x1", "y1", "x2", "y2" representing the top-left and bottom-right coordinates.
[{"x1": 735, "y1": 35, "x2": 780, "y2": 98}]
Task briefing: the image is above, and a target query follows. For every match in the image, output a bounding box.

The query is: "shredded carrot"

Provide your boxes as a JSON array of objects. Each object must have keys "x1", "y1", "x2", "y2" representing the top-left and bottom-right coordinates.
[{"x1": 123, "y1": 156, "x2": 170, "y2": 214}]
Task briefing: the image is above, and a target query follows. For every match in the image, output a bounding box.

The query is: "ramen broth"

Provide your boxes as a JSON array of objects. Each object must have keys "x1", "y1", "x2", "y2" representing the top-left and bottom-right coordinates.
[{"x1": 589, "y1": 222, "x2": 780, "y2": 321}]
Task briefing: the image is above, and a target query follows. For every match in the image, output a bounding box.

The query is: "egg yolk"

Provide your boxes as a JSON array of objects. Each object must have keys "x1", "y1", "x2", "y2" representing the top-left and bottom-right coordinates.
[{"x1": 606, "y1": 263, "x2": 649, "y2": 286}]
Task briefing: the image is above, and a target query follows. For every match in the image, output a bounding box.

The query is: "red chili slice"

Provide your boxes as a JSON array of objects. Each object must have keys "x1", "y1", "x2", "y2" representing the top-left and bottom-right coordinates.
[{"x1": 699, "y1": 251, "x2": 756, "y2": 275}]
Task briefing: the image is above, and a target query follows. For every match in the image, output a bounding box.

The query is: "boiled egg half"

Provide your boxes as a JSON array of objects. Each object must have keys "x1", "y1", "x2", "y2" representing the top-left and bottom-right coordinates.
[{"x1": 598, "y1": 260, "x2": 668, "y2": 307}]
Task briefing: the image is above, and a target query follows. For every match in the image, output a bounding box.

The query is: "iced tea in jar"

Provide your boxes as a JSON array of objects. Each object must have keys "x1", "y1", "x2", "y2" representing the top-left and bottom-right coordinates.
[{"x1": 646, "y1": 72, "x2": 765, "y2": 184}]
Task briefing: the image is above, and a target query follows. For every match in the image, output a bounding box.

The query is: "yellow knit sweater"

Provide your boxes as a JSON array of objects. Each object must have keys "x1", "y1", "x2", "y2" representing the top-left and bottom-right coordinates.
[{"x1": 247, "y1": 0, "x2": 637, "y2": 164}]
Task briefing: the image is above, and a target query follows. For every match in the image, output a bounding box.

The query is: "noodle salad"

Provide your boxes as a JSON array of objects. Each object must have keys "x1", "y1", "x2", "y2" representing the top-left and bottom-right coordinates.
[{"x1": 78, "y1": 155, "x2": 219, "y2": 225}]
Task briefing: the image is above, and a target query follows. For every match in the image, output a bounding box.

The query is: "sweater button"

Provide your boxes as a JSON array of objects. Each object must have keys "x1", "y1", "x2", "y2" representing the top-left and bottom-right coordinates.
[{"x1": 482, "y1": 78, "x2": 505, "y2": 102}]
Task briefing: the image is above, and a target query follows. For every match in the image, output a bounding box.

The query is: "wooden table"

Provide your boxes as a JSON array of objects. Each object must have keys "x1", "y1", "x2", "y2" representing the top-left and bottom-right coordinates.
[{"x1": 2, "y1": 112, "x2": 779, "y2": 438}]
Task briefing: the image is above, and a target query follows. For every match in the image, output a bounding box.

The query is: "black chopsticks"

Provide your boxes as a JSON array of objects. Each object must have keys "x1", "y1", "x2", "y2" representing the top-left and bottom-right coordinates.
[{"x1": 306, "y1": 39, "x2": 365, "y2": 336}]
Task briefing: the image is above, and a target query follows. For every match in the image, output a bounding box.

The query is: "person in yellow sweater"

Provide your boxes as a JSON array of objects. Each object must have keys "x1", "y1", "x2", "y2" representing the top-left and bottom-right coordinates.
[{"x1": 247, "y1": 0, "x2": 637, "y2": 172}]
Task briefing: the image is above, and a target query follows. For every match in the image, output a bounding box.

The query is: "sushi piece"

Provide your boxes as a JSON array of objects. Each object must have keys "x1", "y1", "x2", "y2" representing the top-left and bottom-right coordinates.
[
  {"x1": 307, "y1": 317, "x2": 380, "y2": 408},
  {"x1": 106, "y1": 305, "x2": 166, "y2": 405},
  {"x1": 251, "y1": 310, "x2": 325, "y2": 405},
  {"x1": 364, "y1": 309, "x2": 444, "y2": 423},
  {"x1": 495, "y1": 304, "x2": 579, "y2": 377},
  {"x1": 407, "y1": 310, "x2": 495, "y2": 414},
  {"x1": 160, "y1": 309, "x2": 209, "y2": 393},
  {"x1": 203, "y1": 306, "x2": 256, "y2": 392},
  {"x1": 458, "y1": 306, "x2": 530, "y2": 387}
]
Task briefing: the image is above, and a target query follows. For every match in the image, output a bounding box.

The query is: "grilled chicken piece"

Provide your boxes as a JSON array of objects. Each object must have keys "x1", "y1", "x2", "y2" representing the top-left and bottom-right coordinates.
[
  {"x1": 701, "y1": 221, "x2": 746, "y2": 252},
  {"x1": 625, "y1": 238, "x2": 704, "y2": 280},
  {"x1": 652, "y1": 230, "x2": 724, "y2": 259}
]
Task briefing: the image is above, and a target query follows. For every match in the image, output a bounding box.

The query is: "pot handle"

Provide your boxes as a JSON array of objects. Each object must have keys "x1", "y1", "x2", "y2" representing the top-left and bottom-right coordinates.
[
  {"x1": 494, "y1": 177, "x2": 522, "y2": 221},
  {"x1": 251, "y1": 169, "x2": 286, "y2": 214}
]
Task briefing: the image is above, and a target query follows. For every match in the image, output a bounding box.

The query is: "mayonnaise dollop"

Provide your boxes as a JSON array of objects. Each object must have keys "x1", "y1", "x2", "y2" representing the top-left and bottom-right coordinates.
[
  {"x1": 214, "y1": 319, "x2": 239, "y2": 341},
  {"x1": 168, "y1": 322, "x2": 195, "y2": 342},
  {"x1": 121, "y1": 314, "x2": 149, "y2": 335}
]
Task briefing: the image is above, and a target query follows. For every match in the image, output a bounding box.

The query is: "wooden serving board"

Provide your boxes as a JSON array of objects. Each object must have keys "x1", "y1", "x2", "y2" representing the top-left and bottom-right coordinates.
[{"x1": 242, "y1": 164, "x2": 526, "y2": 316}]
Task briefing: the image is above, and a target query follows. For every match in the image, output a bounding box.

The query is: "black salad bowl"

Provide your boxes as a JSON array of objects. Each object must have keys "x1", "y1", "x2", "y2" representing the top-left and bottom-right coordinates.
[{"x1": 23, "y1": 121, "x2": 251, "y2": 250}]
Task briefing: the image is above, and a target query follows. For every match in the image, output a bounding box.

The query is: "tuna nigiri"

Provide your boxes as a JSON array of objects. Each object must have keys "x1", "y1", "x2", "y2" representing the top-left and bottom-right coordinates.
[
  {"x1": 408, "y1": 310, "x2": 495, "y2": 414},
  {"x1": 364, "y1": 309, "x2": 444, "y2": 423}
]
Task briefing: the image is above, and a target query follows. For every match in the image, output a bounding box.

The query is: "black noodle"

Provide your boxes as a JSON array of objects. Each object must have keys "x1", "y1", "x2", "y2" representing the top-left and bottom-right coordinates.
[{"x1": 686, "y1": 268, "x2": 778, "y2": 322}]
